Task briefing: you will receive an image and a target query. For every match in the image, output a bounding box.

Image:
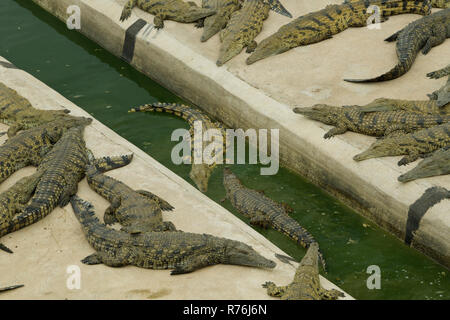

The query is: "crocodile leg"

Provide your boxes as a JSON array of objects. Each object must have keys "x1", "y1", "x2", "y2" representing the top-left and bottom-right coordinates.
[
  {"x1": 262, "y1": 281, "x2": 287, "y2": 297},
  {"x1": 324, "y1": 125, "x2": 348, "y2": 139},
  {"x1": 135, "y1": 189, "x2": 174, "y2": 211},
  {"x1": 171, "y1": 254, "x2": 215, "y2": 275},
  {"x1": 245, "y1": 40, "x2": 258, "y2": 53},
  {"x1": 398, "y1": 152, "x2": 420, "y2": 166},
  {"x1": 120, "y1": 0, "x2": 137, "y2": 22},
  {"x1": 104, "y1": 198, "x2": 121, "y2": 225}
]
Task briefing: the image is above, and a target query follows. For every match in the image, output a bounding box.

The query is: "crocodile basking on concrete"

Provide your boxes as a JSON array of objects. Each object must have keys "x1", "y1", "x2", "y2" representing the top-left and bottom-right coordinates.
[
  {"x1": 293, "y1": 104, "x2": 449, "y2": 138},
  {"x1": 246, "y1": 0, "x2": 432, "y2": 65},
  {"x1": 0, "y1": 117, "x2": 92, "y2": 184},
  {"x1": 119, "y1": 0, "x2": 217, "y2": 29},
  {"x1": 70, "y1": 195, "x2": 276, "y2": 274},
  {"x1": 129, "y1": 102, "x2": 227, "y2": 193},
  {"x1": 0, "y1": 82, "x2": 74, "y2": 137},
  {"x1": 345, "y1": 7, "x2": 450, "y2": 83},
  {"x1": 428, "y1": 68, "x2": 450, "y2": 107},
  {"x1": 217, "y1": 0, "x2": 271, "y2": 66},
  {"x1": 353, "y1": 122, "x2": 450, "y2": 165},
  {"x1": 0, "y1": 172, "x2": 43, "y2": 253},
  {"x1": 86, "y1": 163, "x2": 175, "y2": 234},
  {"x1": 196, "y1": 0, "x2": 241, "y2": 42},
  {"x1": 223, "y1": 168, "x2": 327, "y2": 271},
  {"x1": 355, "y1": 97, "x2": 449, "y2": 114},
  {"x1": 262, "y1": 243, "x2": 344, "y2": 300},
  {"x1": 7, "y1": 125, "x2": 133, "y2": 240},
  {"x1": 398, "y1": 146, "x2": 450, "y2": 182}
]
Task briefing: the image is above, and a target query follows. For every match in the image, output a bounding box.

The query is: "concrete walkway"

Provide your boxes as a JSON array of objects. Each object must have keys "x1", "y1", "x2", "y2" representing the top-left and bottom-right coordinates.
[
  {"x1": 29, "y1": 0, "x2": 450, "y2": 268},
  {"x1": 0, "y1": 57, "x2": 352, "y2": 299}
]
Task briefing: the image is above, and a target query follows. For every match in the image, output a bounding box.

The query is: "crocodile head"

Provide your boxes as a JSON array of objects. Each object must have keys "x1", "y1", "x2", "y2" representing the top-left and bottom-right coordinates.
[
  {"x1": 189, "y1": 163, "x2": 212, "y2": 193},
  {"x1": 222, "y1": 239, "x2": 276, "y2": 269},
  {"x1": 201, "y1": 16, "x2": 227, "y2": 42},
  {"x1": 353, "y1": 138, "x2": 403, "y2": 161},
  {"x1": 216, "y1": 39, "x2": 243, "y2": 67},
  {"x1": 293, "y1": 104, "x2": 342, "y2": 125},
  {"x1": 246, "y1": 34, "x2": 291, "y2": 65}
]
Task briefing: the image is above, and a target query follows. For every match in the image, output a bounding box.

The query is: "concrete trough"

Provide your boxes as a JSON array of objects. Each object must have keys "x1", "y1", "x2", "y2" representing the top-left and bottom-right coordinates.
[
  {"x1": 0, "y1": 56, "x2": 352, "y2": 299},
  {"x1": 29, "y1": 0, "x2": 450, "y2": 268}
]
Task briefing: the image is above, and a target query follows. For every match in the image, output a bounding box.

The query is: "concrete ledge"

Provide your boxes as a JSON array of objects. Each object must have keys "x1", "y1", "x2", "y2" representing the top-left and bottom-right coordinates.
[
  {"x1": 30, "y1": 0, "x2": 450, "y2": 269},
  {"x1": 0, "y1": 57, "x2": 352, "y2": 299}
]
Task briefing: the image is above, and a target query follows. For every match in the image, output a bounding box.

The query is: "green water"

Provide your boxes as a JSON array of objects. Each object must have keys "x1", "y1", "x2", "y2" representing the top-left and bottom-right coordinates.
[{"x1": 1, "y1": 0, "x2": 448, "y2": 300}]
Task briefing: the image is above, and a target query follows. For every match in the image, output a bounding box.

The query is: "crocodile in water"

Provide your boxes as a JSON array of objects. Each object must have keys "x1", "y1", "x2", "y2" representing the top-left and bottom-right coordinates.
[
  {"x1": 293, "y1": 104, "x2": 449, "y2": 138},
  {"x1": 70, "y1": 195, "x2": 276, "y2": 274},
  {"x1": 345, "y1": 7, "x2": 450, "y2": 82}
]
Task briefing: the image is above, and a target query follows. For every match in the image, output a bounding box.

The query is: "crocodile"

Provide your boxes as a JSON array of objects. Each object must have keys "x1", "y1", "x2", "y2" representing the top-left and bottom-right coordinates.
[
  {"x1": 0, "y1": 117, "x2": 92, "y2": 184},
  {"x1": 430, "y1": 0, "x2": 450, "y2": 8},
  {"x1": 217, "y1": 0, "x2": 271, "y2": 66},
  {"x1": 353, "y1": 122, "x2": 450, "y2": 165},
  {"x1": 262, "y1": 243, "x2": 344, "y2": 300},
  {"x1": 196, "y1": 0, "x2": 241, "y2": 42},
  {"x1": 85, "y1": 163, "x2": 175, "y2": 234},
  {"x1": 427, "y1": 64, "x2": 450, "y2": 79},
  {"x1": 0, "y1": 172, "x2": 43, "y2": 253},
  {"x1": 197, "y1": 0, "x2": 292, "y2": 42},
  {"x1": 0, "y1": 82, "x2": 74, "y2": 137},
  {"x1": 6, "y1": 126, "x2": 133, "y2": 240},
  {"x1": 293, "y1": 104, "x2": 449, "y2": 138},
  {"x1": 428, "y1": 69, "x2": 450, "y2": 107},
  {"x1": 398, "y1": 146, "x2": 450, "y2": 182},
  {"x1": 119, "y1": 0, "x2": 217, "y2": 29},
  {"x1": 345, "y1": 7, "x2": 450, "y2": 83},
  {"x1": 246, "y1": 0, "x2": 432, "y2": 65},
  {"x1": 129, "y1": 102, "x2": 227, "y2": 193},
  {"x1": 0, "y1": 284, "x2": 24, "y2": 293},
  {"x1": 354, "y1": 97, "x2": 449, "y2": 114},
  {"x1": 223, "y1": 167, "x2": 327, "y2": 272},
  {"x1": 70, "y1": 195, "x2": 276, "y2": 274}
]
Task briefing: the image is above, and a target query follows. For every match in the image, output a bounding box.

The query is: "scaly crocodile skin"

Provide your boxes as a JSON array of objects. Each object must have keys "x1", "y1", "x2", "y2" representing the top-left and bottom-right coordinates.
[
  {"x1": 263, "y1": 243, "x2": 344, "y2": 300},
  {"x1": 217, "y1": 0, "x2": 270, "y2": 66},
  {"x1": 6, "y1": 126, "x2": 133, "y2": 239},
  {"x1": 129, "y1": 102, "x2": 228, "y2": 193},
  {"x1": 427, "y1": 64, "x2": 450, "y2": 79},
  {"x1": 0, "y1": 117, "x2": 92, "y2": 184},
  {"x1": 247, "y1": 0, "x2": 432, "y2": 65},
  {"x1": 0, "y1": 82, "x2": 76, "y2": 137},
  {"x1": 353, "y1": 122, "x2": 450, "y2": 165},
  {"x1": 293, "y1": 104, "x2": 449, "y2": 138},
  {"x1": 345, "y1": 7, "x2": 450, "y2": 82},
  {"x1": 197, "y1": 0, "x2": 241, "y2": 42},
  {"x1": 120, "y1": 0, "x2": 216, "y2": 28},
  {"x1": 86, "y1": 164, "x2": 175, "y2": 234},
  {"x1": 356, "y1": 97, "x2": 449, "y2": 114},
  {"x1": 223, "y1": 168, "x2": 327, "y2": 272},
  {"x1": 70, "y1": 195, "x2": 276, "y2": 274},
  {"x1": 0, "y1": 172, "x2": 43, "y2": 253}
]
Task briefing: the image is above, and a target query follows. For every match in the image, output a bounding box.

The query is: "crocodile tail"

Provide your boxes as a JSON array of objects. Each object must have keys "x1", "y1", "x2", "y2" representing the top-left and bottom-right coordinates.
[
  {"x1": 92, "y1": 154, "x2": 134, "y2": 174},
  {"x1": 265, "y1": 0, "x2": 292, "y2": 18},
  {"x1": 129, "y1": 102, "x2": 205, "y2": 126},
  {"x1": 0, "y1": 243, "x2": 13, "y2": 253},
  {"x1": 344, "y1": 62, "x2": 411, "y2": 83}
]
